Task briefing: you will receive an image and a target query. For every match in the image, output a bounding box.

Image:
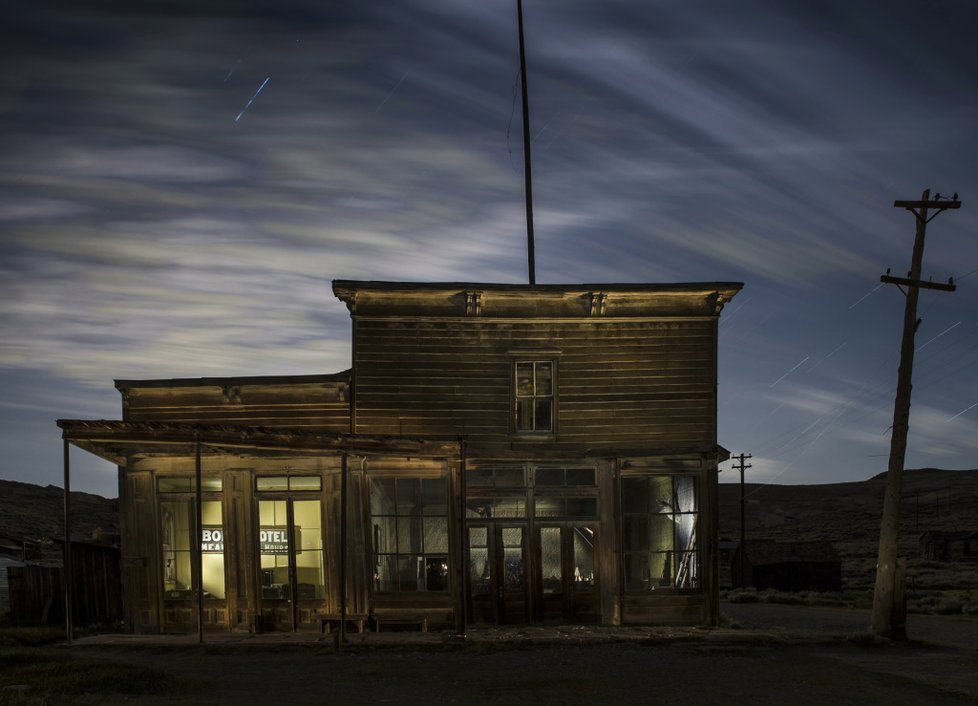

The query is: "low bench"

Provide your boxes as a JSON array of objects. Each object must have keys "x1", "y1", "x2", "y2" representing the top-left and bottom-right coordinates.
[
  {"x1": 319, "y1": 613, "x2": 368, "y2": 634},
  {"x1": 370, "y1": 609, "x2": 444, "y2": 632}
]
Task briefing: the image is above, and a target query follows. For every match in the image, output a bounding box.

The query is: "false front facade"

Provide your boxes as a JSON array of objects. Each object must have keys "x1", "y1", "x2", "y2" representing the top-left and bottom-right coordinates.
[{"x1": 59, "y1": 280, "x2": 741, "y2": 632}]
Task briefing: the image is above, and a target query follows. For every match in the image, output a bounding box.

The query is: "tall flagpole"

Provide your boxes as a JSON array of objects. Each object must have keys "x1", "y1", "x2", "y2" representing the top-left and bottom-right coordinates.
[{"x1": 517, "y1": 0, "x2": 536, "y2": 285}]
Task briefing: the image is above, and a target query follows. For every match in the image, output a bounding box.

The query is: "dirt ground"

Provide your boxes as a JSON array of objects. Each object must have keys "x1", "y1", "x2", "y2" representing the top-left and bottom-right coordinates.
[{"x1": 47, "y1": 604, "x2": 978, "y2": 705}]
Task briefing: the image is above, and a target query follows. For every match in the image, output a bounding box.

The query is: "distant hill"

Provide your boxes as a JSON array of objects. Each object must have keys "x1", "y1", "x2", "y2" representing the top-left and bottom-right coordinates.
[
  {"x1": 719, "y1": 468, "x2": 978, "y2": 592},
  {"x1": 0, "y1": 480, "x2": 118, "y2": 547}
]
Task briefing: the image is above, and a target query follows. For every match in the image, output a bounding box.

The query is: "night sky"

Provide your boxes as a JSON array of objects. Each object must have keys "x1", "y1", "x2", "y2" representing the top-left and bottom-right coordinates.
[{"x1": 2, "y1": 1, "x2": 977, "y2": 497}]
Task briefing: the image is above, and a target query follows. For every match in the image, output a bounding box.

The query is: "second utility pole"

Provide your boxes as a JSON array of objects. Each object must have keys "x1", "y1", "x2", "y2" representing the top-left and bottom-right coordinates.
[
  {"x1": 871, "y1": 188, "x2": 960, "y2": 638},
  {"x1": 731, "y1": 453, "x2": 752, "y2": 587}
]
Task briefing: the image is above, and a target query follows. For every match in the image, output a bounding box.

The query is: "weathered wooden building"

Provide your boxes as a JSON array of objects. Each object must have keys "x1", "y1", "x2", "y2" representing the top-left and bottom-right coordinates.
[
  {"x1": 59, "y1": 280, "x2": 741, "y2": 633},
  {"x1": 730, "y1": 540, "x2": 842, "y2": 592},
  {"x1": 920, "y1": 530, "x2": 978, "y2": 562}
]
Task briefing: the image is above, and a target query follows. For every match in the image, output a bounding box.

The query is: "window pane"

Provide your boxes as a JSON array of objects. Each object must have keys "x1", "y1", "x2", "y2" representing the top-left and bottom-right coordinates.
[
  {"x1": 423, "y1": 517, "x2": 449, "y2": 553},
  {"x1": 516, "y1": 399, "x2": 533, "y2": 431},
  {"x1": 376, "y1": 555, "x2": 396, "y2": 592},
  {"x1": 540, "y1": 528, "x2": 561, "y2": 594},
  {"x1": 201, "y1": 554, "x2": 225, "y2": 599},
  {"x1": 493, "y1": 497, "x2": 526, "y2": 518},
  {"x1": 566, "y1": 468, "x2": 595, "y2": 486},
  {"x1": 425, "y1": 557, "x2": 449, "y2": 591},
  {"x1": 649, "y1": 476, "x2": 674, "y2": 513},
  {"x1": 293, "y1": 500, "x2": 322, "y2": 551},
  {"x1": 675, "y1": 476, "x2": 697, "y2": 513},
  {"x1": 470, "y1": 547, "x2": 490, "y2": 594},
  {"x1": 623, "y1": 516, "x2": 648, "y2": 552},
  {"x1": 535, "y1": 467, "x2": 564, "y2": 486},
  {"x1": 466, "y1": 499, "x2": 493, "y2": 518},
  {"x1": 374, "y1": 516, "x2": 397, "y2": 554},
  {"x1": 502, "y1": 528, "x2": 523, "y2": 590},
  {"x1": 421, "y1": 478, "x2": 447, "y2": 514},
  {"x1": 565, "y1": 498, "x2": 597, "y2": 518},
  {"x1": 573, "y1": 527, "x2": 595, "y2": 592},
  {"x1": 397, "y1": 556, "x2": 420, "y2": 591},
  {"x1": 371, "y1": 478, "x2": 396, "y2": 516},
  {"x1": 622, "y1": 478, "x2": 649, "y2": 515},
  {"x1": 161, "y1": 500, "x2": 191, "y2": 593},
  {"x1": 647, "y1": 514, "x2": 674, "y2": 552},
  {"x1": 534, "y1": 398, "x2": 553, "y2": 431},
  {"x1": 493, "y1": 467, "x2": 525, "y2": 487},
  {"x1": 289, "y1": 476, "x2": 321, "y2": 491},
  {"x1": 516, "y1": 363, "x2": 534, "y2": 396},
  {"x1": 201, "y1": 477, "x2": 223, "y2": 492},
  {"x1": 534, "y1": 497, "x2": 563, "y2": 518},
  {"x1": 675, "y1": 552, "x2": 698, "y2": 589},
  {"x1": 256, "y1": 476, "x2": 288, "y2": 491},
  {"x1": 535, "y1": 362, "x2": 553, "y2": 395},
  {"x1": 397, "y1": 515, "x2": 422, "y2": 555},
  {"x1": 396, "y1": 478, "x2": 422, "y2": 515},
  {"x1": 200, "y1": 500, "x2": 225, "y2": 598},
  {"x1": 468, "y1": 527, "x2": 488, "y2": 547},
  {"x1": 158, "y1": 477, "x2": 192, "y2": 493},
  {"x1": 648, "y1": 552, "x2": 672, "y2": 587},
  {"x1": 468, "y1": 468, "x2": 493, "y2": 487},
  {"x1": 675, "y1": 513, "x2": 697, "y2": 553}
]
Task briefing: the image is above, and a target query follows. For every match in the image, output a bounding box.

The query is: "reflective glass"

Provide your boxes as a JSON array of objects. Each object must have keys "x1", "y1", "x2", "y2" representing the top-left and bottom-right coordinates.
[
  {"x1": 256, "y1": 476, "x2": 288, "y2": 491},
  {"x1": 289, "y1": 476, "x2": 321, "y2": 491},
  {"x1": 535, "y1": 362, "x2": 553, "y2": 395},
  {"x1": 573, "y1": 527, "x2": 595, "y2": 592},
  {"x1": 540, "y1": 528, "x2": 562, "y2": 594}
]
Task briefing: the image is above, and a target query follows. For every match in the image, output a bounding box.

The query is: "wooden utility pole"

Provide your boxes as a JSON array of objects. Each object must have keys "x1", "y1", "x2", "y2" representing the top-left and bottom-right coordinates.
[
  {"x1": 517, "y1": 0, "x2": 535, "y2": 285},
  {"x1": 871, "y1": 188, "x2": 960, "y2": 638},
  {"x1": 731, "y1": 453, "x2": 752, "y2": 587}
]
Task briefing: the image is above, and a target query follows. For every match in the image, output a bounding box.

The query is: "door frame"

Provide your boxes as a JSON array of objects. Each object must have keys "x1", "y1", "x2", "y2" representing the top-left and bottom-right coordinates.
[{"x1": 466, "y1": 520, "x2": 530, "y2": 625}]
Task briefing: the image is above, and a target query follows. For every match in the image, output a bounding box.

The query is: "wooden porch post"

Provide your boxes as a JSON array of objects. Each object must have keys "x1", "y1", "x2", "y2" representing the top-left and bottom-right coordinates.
[
  {"x1": 338, "y1": 452, "x2": 348, "y2": 649},
  {"x1": 195, "y1": 438, "x2": 204, "y2": 644},
  {"x1": 63, "y1": 437, "x2": 73, "y2": 644},
  {"x1": 457, "y1": 438, "x2": 467, "y2": 637}
]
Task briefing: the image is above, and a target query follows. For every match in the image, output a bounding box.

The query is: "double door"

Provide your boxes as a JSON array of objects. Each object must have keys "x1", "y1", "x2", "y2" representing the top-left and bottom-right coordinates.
[
  {"x1": 467, "y1": 522, "x2": 597, "y2": 624},
  {"x1": 257, "y1": 497, "x2": 325, "y2": 631}
]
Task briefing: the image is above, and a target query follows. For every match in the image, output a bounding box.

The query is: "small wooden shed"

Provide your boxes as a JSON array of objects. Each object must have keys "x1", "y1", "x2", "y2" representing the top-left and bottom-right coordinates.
[
  {"x1": 730, "y1": 540, "x2": 842, "y2": 592},
  {"x1": 920, "y1": 531, "x2": 978, "y2": 562}
]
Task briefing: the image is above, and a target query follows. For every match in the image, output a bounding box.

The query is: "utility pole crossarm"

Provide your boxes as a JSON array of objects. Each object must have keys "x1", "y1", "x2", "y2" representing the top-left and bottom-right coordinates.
[{"x1": 880, "y1": 274, "x2": 956, "y2": 292}]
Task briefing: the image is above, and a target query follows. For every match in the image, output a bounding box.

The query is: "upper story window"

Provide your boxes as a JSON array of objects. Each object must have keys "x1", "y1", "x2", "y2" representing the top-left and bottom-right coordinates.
[{"x1": 515, "y1": 361, "x2": 554, "y2": 433}]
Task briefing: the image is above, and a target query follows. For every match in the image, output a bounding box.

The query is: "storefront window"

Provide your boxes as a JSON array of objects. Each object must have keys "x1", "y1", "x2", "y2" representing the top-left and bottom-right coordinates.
[
  {"x1": 258, "y1": 499, "x2": 325, "y2": 600},
  {"x1": 160, "y1": 497, "x2": 226, "y2": 599},
  {"x1": 622, "y1": 475, "x2": 699, "y2": 590},
  {"x1": 370, "y1": 477, "x2": 448, "y2": 592}
]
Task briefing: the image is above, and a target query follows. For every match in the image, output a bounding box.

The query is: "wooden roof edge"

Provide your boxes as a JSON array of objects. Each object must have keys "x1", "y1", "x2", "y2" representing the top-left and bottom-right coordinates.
[
  {"x1": 333, "y1": 280, "x2": 744, "y2": 293},
  {"x1": 57, "y1": 419, "x2": 460, "y2": 456},
  {"x1": 114, "y1": 369, "x2": 351, "y2": 390}
]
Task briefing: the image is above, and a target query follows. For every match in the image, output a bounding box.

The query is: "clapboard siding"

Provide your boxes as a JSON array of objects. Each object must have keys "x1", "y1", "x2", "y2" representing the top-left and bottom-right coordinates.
[
  {"x1": 121, "y1": 378, "x2": 350, "y2": 433},
  {"x1": 354, "y1": 319, "x2": 716, "y2": 450}
]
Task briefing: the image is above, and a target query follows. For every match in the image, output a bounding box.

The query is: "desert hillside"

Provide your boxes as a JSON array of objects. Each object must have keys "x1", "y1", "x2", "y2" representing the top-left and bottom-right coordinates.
[
  {"x1": 0, "y1": 479, "x2": 118, "y2": 546},
  {"x1": 719, "y1": 468, "x2": 978, "y2": 594}
]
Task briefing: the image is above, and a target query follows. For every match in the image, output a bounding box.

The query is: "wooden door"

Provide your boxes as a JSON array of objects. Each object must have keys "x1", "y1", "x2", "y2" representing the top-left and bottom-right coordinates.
[
  {"x1": 467, "y1": 523, "x2": 529, "y2": 624},
  {"x1": 535, "y1": 524, "x2": 598, "y2": 623}
]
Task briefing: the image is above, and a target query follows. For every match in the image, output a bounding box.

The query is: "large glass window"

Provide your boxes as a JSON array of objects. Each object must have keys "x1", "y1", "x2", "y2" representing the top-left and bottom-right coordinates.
[
  {"x1": 515, "y1": 361, "x2": 554, "y2": 433},
  {"x1": 370, "y1": 477, "x2": 449, "y2": 592},
  {"x1": 160, "y1": 497, "x2": 226, "y2": 599},
  {"x1": 622, "y1": 475, "x2": 699, "y2": 590},
  {"x1": 257, "y1": 499, "x2": 325, "y2": 600}
]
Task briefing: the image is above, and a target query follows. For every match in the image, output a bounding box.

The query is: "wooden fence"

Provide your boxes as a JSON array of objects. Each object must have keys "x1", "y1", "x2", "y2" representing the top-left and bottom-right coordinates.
[{"x1": 7, "y1": 542, "x2": 122, "y2": 625}]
